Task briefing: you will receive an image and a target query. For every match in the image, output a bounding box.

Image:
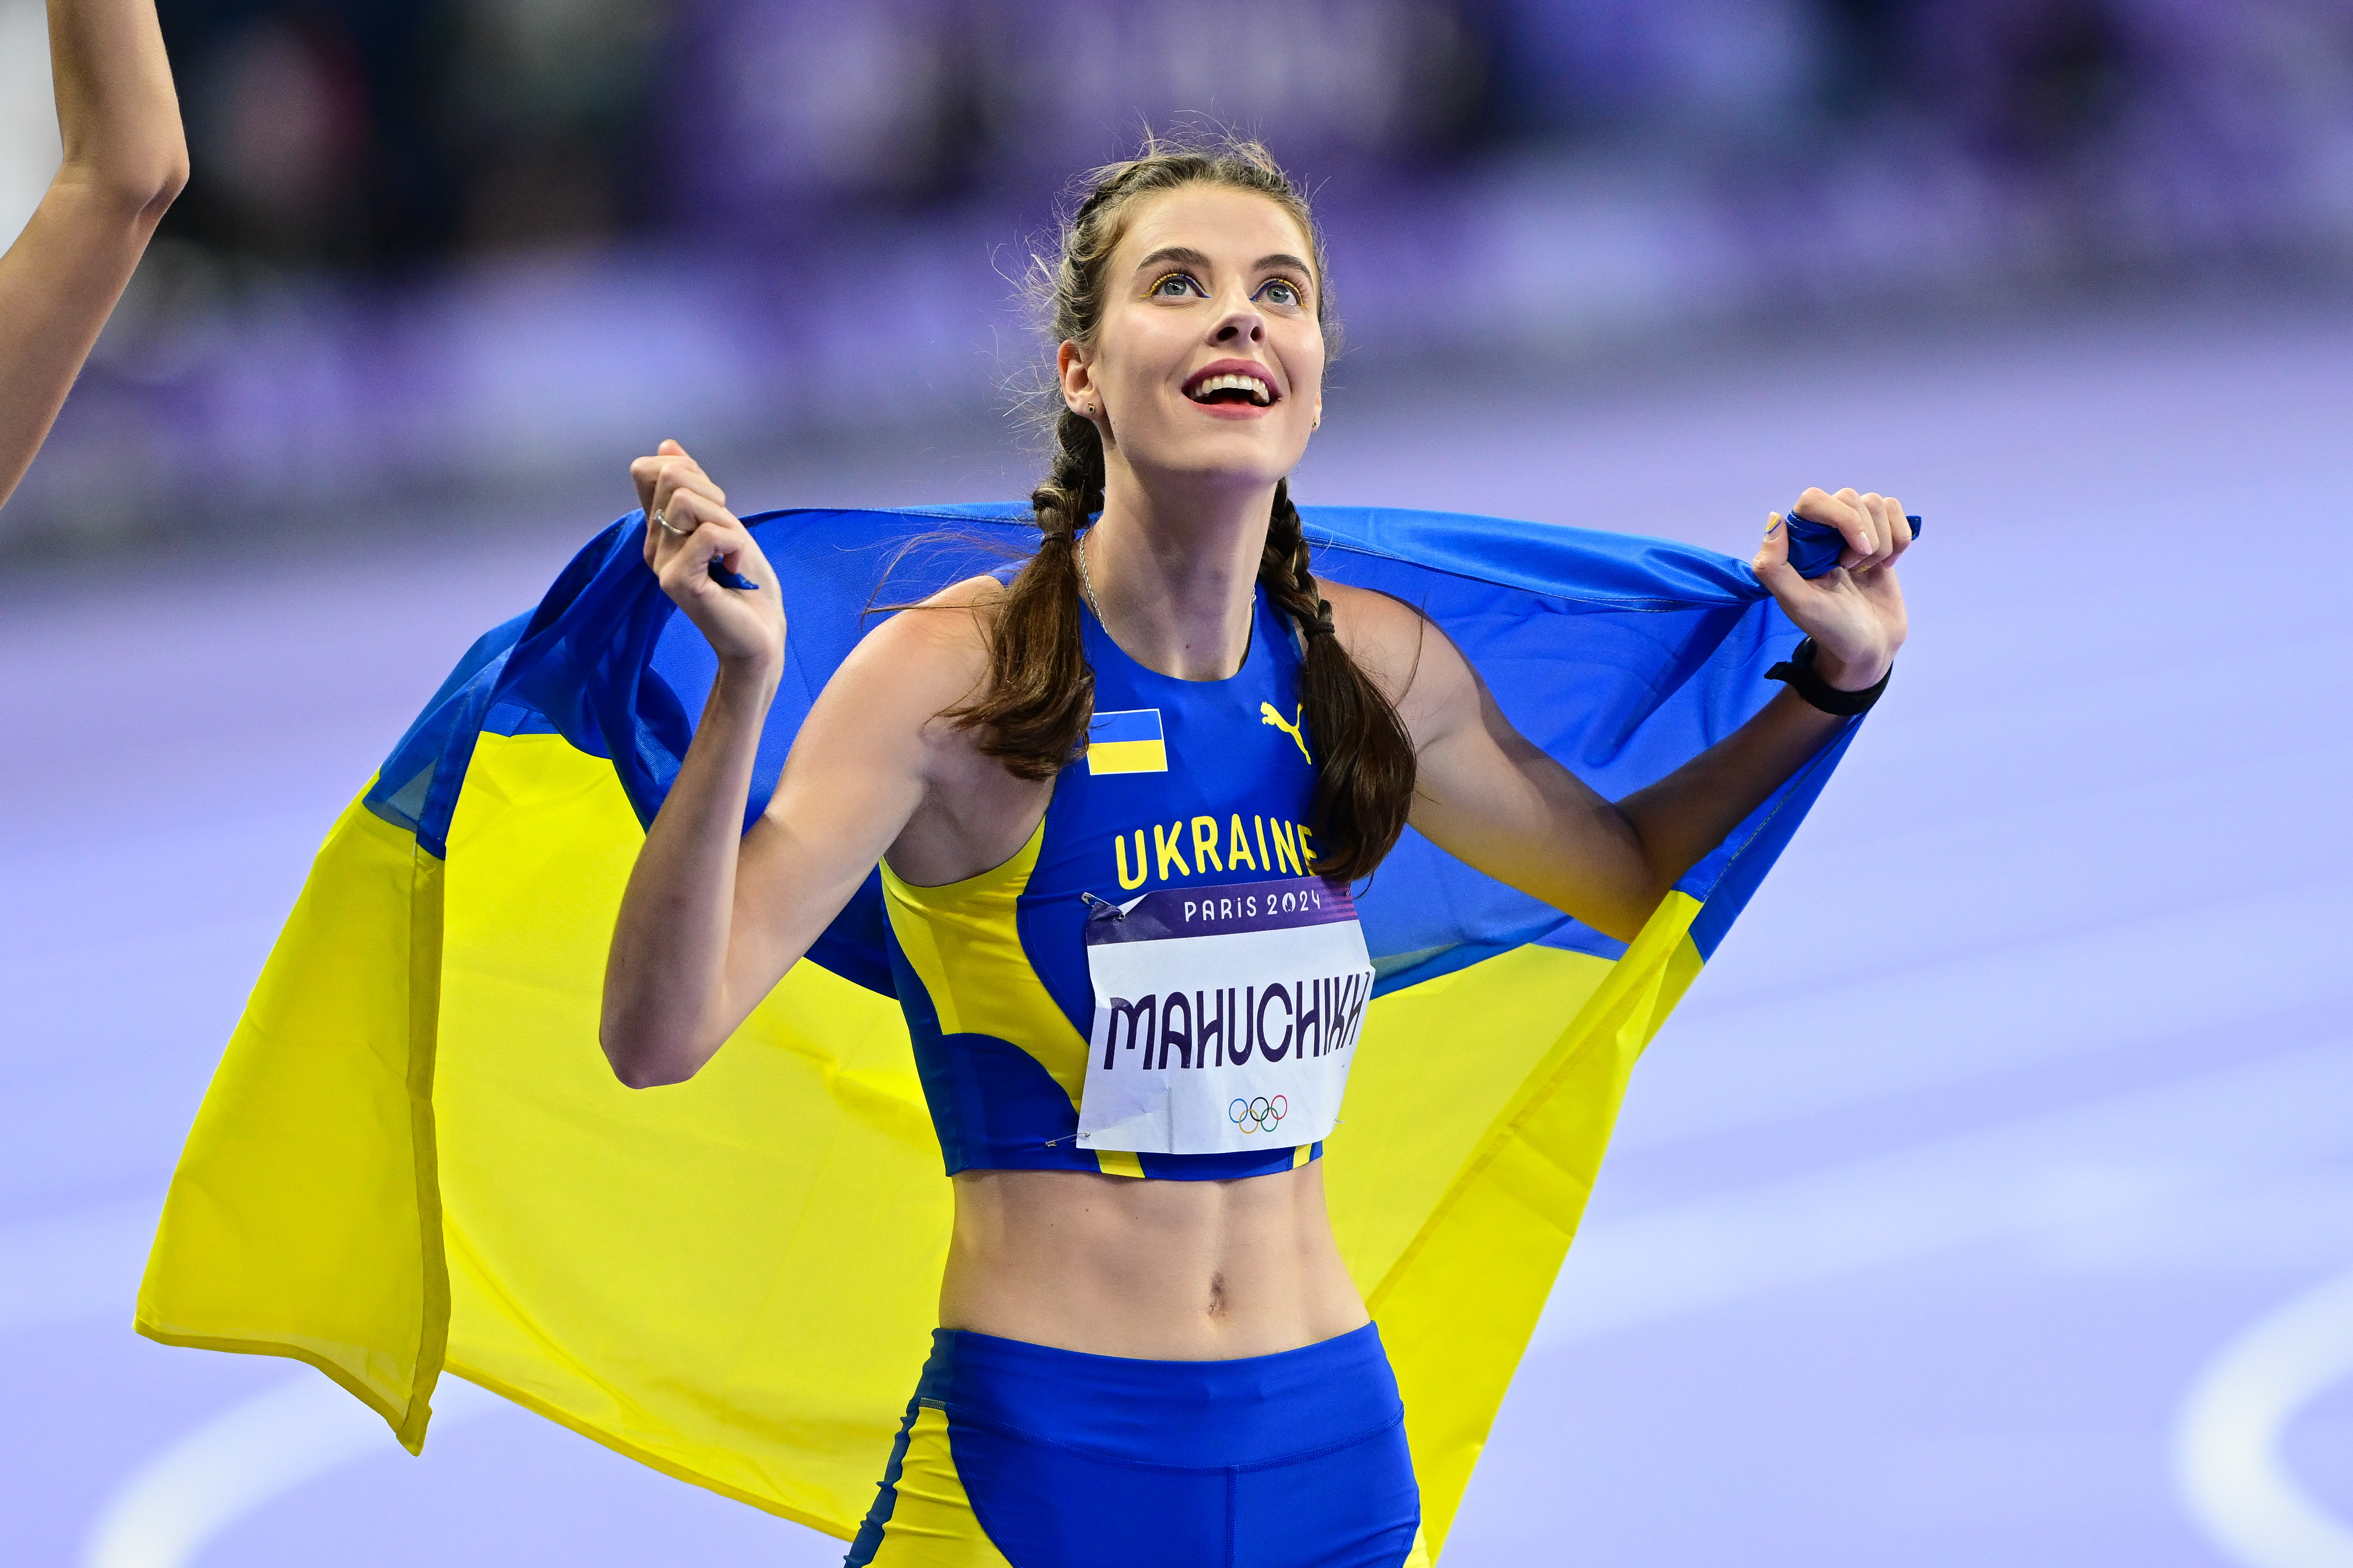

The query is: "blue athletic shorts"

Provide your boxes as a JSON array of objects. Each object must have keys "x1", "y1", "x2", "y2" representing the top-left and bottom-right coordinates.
[{"x1": 843, "y1": 1322, "x2": 1425, "y2": 1567}]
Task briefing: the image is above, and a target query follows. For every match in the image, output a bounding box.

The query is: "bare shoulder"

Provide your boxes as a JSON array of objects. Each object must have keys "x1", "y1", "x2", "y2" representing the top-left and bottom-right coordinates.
[
  {"x1": 829, "y1": 572, "x2": 999, "y2": 697},
  {"x1": 1320, "y1": 579, "x2": 1477, "y2": 736},
  {"x1": 788, "y1": 572, "x2": 1007, "y2": 769}
]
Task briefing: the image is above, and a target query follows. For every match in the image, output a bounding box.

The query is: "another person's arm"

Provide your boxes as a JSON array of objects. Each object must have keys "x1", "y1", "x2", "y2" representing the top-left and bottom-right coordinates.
[
  {"x1": 1354, "y1": 486, "x2": 1912, "y2": 942},
  {"x1": 0, "y1": 0, "x2": 187, "y2": 510}
]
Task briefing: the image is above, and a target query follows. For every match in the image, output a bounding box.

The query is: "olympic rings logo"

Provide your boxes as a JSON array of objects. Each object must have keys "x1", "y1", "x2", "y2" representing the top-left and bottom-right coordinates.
[{"x1": 1230, "y1": 1095, "x2": 1288, "y2": 1134}]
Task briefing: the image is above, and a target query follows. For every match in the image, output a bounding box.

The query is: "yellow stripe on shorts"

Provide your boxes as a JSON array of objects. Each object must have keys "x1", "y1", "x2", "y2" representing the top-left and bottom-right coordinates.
[{"x1": 864, "y1": 1405, "x2": 1013, "y2": 1567}]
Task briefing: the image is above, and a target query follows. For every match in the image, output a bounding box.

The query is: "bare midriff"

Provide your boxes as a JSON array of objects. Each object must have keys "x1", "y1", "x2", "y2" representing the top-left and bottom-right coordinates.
[{"x1": 938, "y1": 1163, "x2": 1371, "y2": 1360}]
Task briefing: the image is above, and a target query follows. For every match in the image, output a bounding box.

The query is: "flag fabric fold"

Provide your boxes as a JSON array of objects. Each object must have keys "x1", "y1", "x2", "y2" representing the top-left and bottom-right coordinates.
[{"x1": 138, "y1": 503, "x2": 1860, "y2": 1557}]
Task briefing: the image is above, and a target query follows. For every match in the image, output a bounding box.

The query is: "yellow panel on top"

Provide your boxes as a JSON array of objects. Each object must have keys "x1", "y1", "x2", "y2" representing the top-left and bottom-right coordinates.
[{"x1": 879, "y1": 819, "x2": 1092, "y2": 1109}]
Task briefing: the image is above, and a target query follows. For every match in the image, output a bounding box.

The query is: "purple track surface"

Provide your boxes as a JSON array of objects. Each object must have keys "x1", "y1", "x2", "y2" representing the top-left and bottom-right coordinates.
[{"x1": 5, "y1": 305, "x2": 2349, "y2": 1566}]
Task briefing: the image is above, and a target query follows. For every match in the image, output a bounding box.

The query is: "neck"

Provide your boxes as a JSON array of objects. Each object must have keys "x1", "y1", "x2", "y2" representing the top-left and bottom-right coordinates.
[{"x1": 1084, "y1": 462, "x2": 1275, "y2": 681}]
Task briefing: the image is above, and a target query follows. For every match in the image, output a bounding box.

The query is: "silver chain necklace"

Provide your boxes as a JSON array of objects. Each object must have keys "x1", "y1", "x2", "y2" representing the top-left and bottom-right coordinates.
[{"x1": 1075, "y1": 528, "x2": 1106, "y2": 627}]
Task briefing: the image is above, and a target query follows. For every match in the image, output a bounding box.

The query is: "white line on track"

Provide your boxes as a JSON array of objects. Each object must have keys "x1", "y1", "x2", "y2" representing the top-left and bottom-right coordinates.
[
  {"x1": 2174, "y1": 1266, "x2": 2353, "y2": 1568},
  {"x1": 78, "y1": 1372, "x2": 500, "y2": 1568},
  {"x1": 0, "y1": 1199, "x2": 504, "y2": 1568}
]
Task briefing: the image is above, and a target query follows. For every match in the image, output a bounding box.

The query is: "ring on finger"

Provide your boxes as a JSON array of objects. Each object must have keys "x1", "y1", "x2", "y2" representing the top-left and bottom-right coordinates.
[{"x1": 651, "y1": 508, "x2": 690, "y2": 539}]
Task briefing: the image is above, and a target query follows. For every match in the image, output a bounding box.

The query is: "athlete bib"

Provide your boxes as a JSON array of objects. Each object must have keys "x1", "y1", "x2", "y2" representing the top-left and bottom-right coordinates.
[{"x1": 1075, "y1": 877, "x2": 1375, "y2": 1155}]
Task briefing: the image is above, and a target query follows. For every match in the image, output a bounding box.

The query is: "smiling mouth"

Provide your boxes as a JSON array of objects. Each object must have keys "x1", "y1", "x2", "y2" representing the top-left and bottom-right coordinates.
[{"x1": 1186, "y1": 372, "x2": 1277, "y2": 407}]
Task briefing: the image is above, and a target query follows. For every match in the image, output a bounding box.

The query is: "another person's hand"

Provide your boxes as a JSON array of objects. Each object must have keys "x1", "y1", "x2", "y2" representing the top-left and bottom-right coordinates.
[
  {"x1": 1750, "y1": 485, "x2": 1912, "y2": 689},
  {"x1": 630, "y1": 439, "x2": 785, "y2": 672}
]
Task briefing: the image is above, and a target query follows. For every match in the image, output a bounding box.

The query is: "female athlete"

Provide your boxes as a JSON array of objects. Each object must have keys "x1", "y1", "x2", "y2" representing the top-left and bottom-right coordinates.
[{"x1": 599, "y1": 138, "x2": 1912, "y2": 1568}]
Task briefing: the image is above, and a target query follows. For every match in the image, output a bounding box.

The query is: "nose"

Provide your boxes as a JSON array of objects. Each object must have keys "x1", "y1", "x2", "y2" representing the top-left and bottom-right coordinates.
[{"x1": 1211, "y1": 302, "x2": 1266, "y2": 345}]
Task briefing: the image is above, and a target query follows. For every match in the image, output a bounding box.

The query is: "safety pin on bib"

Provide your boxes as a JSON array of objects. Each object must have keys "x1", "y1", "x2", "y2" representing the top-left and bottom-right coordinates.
[{"x1": 1078, "y1": 890, "x2": 1126, "y2": 922}]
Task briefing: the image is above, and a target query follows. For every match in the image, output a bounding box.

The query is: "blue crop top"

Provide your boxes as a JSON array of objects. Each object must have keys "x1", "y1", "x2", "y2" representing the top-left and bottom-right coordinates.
[{"x1": 880, "y1": 584, "x2": 1330, "y2": 1180}]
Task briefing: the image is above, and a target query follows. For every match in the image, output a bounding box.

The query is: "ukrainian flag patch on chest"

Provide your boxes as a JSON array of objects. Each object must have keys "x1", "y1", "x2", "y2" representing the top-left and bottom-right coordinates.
[{"x1": 1087, "y1": 708, "x2": 1167, "y2": 774}]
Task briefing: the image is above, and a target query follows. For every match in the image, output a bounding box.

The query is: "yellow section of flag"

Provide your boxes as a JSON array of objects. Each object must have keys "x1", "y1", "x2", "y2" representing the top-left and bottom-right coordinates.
[{"x1": 138, "y1": 729, "x2": 1707, "y2": 1558}]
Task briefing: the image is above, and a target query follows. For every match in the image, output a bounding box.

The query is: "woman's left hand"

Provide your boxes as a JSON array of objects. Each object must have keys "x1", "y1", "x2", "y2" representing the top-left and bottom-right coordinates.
[{"x1": 1751, "y1": 486, "x2": 1912, "y2": 690}]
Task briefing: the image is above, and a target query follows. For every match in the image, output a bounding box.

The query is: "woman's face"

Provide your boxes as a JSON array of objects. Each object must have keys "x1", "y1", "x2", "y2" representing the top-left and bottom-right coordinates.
[{"x1": 1062, "y1": 184, "x2": 1325, "y2": 495}]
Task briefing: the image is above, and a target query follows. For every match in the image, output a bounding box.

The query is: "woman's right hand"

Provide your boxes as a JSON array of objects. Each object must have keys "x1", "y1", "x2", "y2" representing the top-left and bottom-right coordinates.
[{"x1": 632, "y1": 438, "x2": 785, "y2": 671}]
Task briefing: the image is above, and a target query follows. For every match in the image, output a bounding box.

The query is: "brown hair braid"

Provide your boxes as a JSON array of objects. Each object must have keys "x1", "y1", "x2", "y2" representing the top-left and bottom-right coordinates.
[
  {"x1": 949, "y1": 132, "x2": 1414, "y2": 883},
  {"x1": 1255, "y1": 477, "x2": 1416, "y2": 880}
]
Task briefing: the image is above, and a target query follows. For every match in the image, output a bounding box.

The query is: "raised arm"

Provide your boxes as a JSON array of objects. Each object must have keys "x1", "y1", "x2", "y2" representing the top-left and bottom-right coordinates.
[
  {"x1": 599, "y1": 442, "x2": 998, "y2": 1087},
  {"x1": 1346, "y1": 487, "x2": 1912, "y2": 942},
  {"x1": 0, "y1": 0, "x2": 187, "y2": 509}
]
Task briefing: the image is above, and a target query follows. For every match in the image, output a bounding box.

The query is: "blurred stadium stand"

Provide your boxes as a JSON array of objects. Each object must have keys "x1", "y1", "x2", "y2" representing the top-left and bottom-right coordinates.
[{"x1": 3, "y1": 0, "x2": 2351, "y2": 549}]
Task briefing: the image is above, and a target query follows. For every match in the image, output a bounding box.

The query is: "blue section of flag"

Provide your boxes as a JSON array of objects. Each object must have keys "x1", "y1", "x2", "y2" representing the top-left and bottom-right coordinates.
[
  {"x1": 365, "y1": 502, "x2": 1869, "y2": 1004},
  {"x1": 1784, "y1": 511, "x2": 1923, "y2": 578},
  {"x1": 1088, "y1": 708, "x2": 1163, "y2": 745}
]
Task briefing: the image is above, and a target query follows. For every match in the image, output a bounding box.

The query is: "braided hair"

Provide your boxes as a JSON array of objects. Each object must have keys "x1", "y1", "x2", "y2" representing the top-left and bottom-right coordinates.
[{"x1": 949, "y1": 134, "x2": 1414, "y2": 883}]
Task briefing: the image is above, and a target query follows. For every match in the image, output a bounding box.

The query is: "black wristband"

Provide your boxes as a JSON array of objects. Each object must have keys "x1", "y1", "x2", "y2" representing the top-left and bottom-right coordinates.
[{"x1": 1765, "y1": 637, "x2": 1889, "y2": 716}]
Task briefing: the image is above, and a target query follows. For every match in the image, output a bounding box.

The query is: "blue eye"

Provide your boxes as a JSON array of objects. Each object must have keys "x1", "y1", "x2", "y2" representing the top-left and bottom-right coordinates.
[
  {"x1": 1151, "y1": 273, "x2": 1202, "y2": 298},
  {"x1": 1258, "y1": 278, "x2": 1303, "y2": 307}
]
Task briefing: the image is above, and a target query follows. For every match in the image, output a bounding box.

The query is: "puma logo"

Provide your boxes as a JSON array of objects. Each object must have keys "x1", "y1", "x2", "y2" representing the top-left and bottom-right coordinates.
[{"x1": 1259, "y1": 702, "x2": 1312, "y2": 764}]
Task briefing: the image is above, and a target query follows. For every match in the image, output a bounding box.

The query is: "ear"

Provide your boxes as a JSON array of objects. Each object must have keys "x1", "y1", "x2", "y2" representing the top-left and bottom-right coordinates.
[{"x1": 1057, "y1": 341, "x2": 1096, "y2": 417}]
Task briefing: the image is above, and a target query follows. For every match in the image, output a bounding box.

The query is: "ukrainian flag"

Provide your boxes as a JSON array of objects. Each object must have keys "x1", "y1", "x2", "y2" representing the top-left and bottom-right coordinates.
[
  {"x1": 1086, "y1": 708, "x2": 1167, "y2": 774},
  {"x1": 138, "y1": 504, "x2": 1867, "y2": 1558}
]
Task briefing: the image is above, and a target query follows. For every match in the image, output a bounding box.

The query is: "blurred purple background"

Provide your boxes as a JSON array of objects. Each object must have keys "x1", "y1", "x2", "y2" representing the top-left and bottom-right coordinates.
[
  {"x1": 4, "y1": 0, "x2": 2352, "y2": 542},
  {"x1": 3, "y1": 4, "x2": 2351, "y2": 1567}
]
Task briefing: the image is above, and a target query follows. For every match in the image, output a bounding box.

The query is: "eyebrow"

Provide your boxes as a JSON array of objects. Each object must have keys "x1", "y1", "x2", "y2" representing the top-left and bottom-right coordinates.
[
  {"x1": 1132, "y1": 246, "x2": 1316, "y2": 284},
  {"x1": 1133, "y1": 245, "x2": 1211, "y2": 274}
]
